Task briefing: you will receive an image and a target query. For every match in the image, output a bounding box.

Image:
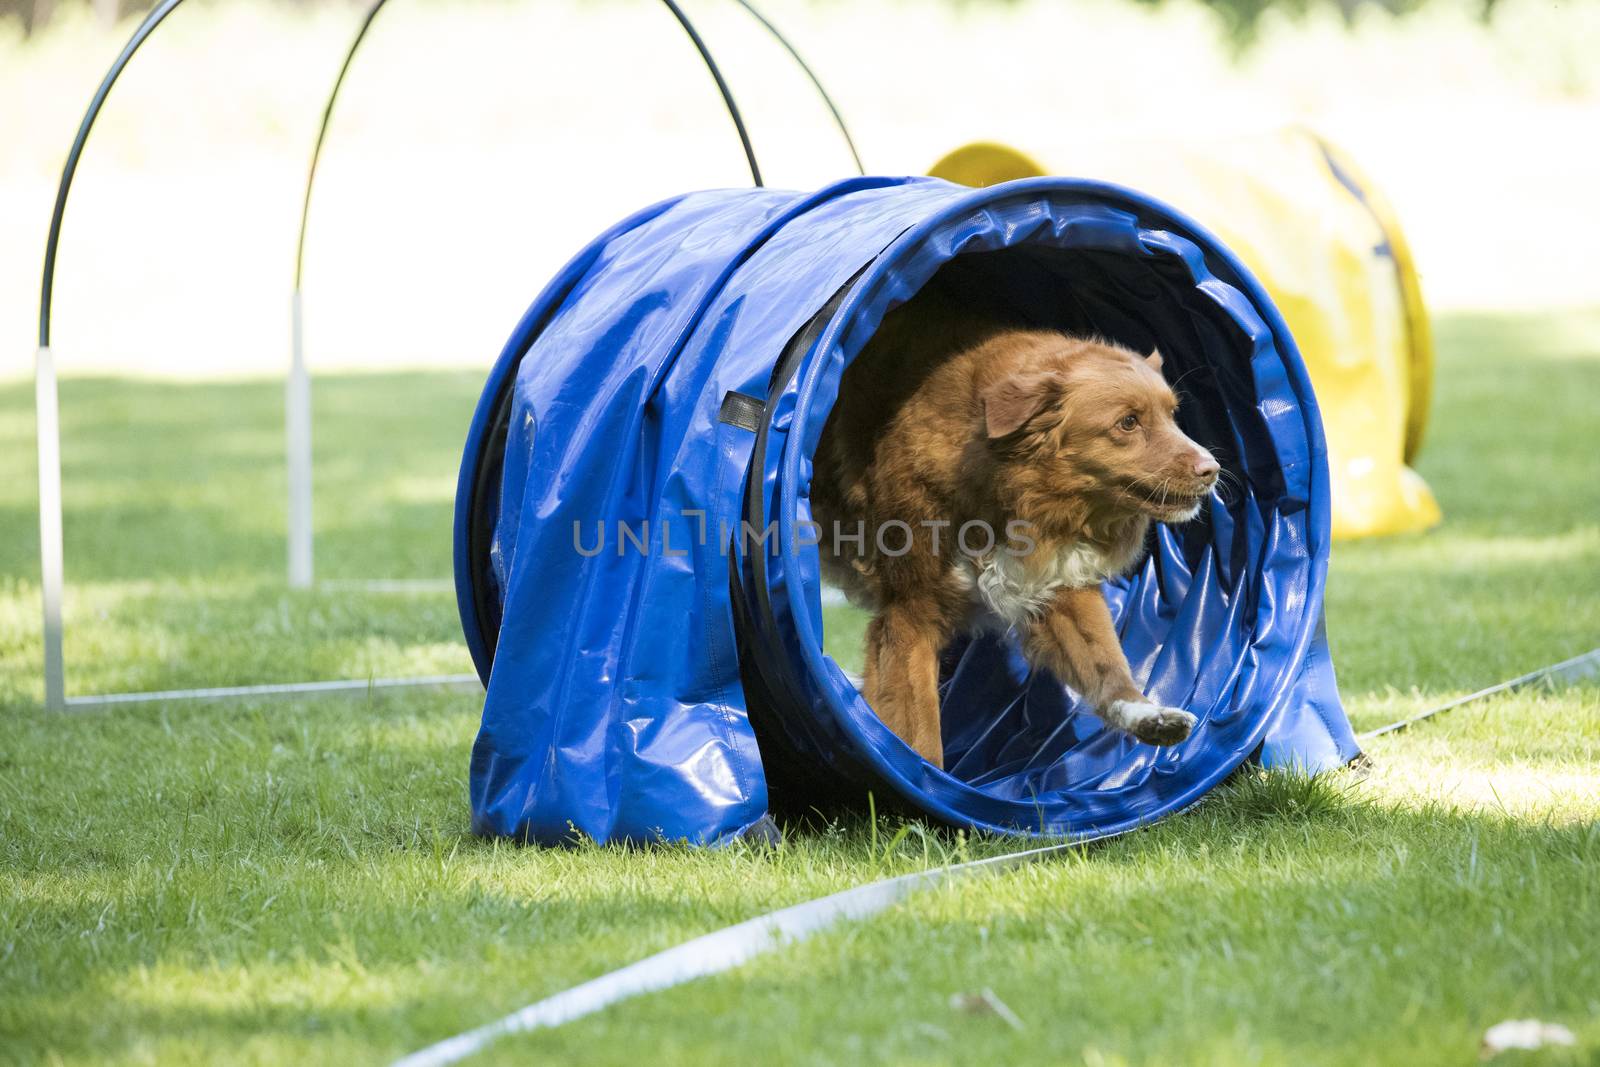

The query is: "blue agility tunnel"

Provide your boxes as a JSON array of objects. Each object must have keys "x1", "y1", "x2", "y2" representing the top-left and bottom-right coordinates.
[{"x1": 454, "y1": 175, "x2": 1361, "y2": 846}]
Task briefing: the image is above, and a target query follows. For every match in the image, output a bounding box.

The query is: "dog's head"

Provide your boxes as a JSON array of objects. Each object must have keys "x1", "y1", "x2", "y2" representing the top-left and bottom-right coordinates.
[{"x1": 980, "y1": 336, "x2": 1220, "y2": 526}]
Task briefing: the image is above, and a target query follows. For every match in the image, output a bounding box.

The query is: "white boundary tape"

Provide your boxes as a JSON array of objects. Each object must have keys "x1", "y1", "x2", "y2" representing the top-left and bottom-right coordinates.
[
  {"x1": 1355, "y1": 647, "x2": 1600, "y2": 741},
  {"x1": 389, "y1": 837, "x2": 1097, "y2": 1067},
  {"x1": 63, "y1": 673, "x2": 480, "y2": 710},
  {"x1": 390, "y1": 648, "x2": 1600, "y2": 1066}
]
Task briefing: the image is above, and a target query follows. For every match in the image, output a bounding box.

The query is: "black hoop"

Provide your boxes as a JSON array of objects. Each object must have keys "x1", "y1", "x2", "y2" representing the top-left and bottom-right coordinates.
[
  {"x1": 292, "y1": 0, "x2": 824, "y2": 288},
  {"x1": 38, "y1": 0, "x2": 184, "y2": 348},
  {"x1": 42, "y1": 0, "x2": 863, "y2": 338},
  {"x1": 730, "y1": 0, "x2": 863, "y2": 174}
]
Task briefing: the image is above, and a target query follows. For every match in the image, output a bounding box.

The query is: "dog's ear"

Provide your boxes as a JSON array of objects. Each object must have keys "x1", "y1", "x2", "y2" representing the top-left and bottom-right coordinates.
[
  {"x1": 981, "y1": 371, "x2": 1064, "y2": 439},
  {"x1": 1146, "y1": 348, "x2": 1164, "y2": 372}
]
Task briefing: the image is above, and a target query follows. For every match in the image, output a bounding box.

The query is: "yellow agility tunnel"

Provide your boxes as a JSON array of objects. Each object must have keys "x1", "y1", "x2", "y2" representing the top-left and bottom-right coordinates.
[{"x1": 930, "y1": 130, "x2": 1440, "y2": 540}]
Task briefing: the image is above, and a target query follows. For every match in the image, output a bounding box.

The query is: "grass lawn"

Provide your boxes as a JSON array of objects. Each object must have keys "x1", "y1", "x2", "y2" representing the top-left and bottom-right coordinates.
[{"x1": 1, "y1": 308, "x2": 1598, "y2": 1066}]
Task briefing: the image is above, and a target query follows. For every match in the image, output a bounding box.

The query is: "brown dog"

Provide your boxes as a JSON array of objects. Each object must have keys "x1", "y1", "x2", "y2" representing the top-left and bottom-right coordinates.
[{"x1": 811, "y1": 290, "x2": 1220, "y2": 768}]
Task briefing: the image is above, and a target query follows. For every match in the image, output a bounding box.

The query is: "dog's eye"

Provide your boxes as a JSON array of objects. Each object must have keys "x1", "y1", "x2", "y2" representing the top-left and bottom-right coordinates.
[{"x1": 1117, "y1": 413, "x2": 1139, "y2": 432}]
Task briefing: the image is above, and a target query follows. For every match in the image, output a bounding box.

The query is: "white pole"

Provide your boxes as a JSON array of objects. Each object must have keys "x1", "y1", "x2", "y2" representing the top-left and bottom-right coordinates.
[
  {"x1": 36, "y1": 345, "x2": 66, "y2": 711},
  {"x1": 287, "y1": 289, "x2": 314, "y2": 589}
]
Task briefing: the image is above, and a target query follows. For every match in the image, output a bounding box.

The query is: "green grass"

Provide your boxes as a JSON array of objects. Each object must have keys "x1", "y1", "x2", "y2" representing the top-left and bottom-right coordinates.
[
  {"x1": 2, "y1": 309, "x2": 1599, "y2": 1065},
  {"x1": 0, "y1": 373, "x2": 482, "y2": 702}
]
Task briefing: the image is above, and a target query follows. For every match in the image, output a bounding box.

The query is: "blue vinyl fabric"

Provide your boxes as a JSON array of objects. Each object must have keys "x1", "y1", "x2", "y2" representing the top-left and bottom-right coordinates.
[{"x1": 454, "y1": 176, "x2": 1361, "y2": 846}]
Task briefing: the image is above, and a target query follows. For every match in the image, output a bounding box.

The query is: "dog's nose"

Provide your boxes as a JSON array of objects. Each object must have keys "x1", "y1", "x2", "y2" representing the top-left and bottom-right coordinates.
[{"x1": 1193, "y1": 453, "x2": 1220, "y2": 481}]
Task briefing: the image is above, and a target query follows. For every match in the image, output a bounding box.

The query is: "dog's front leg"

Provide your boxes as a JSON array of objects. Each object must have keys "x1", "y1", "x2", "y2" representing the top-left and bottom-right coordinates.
[
  {"x1": 862, "y1": 598, "x2": 949, "y2": 767},
  {"x1": 1023, "y1": 585, "x2": 1196, "y2": 745}
]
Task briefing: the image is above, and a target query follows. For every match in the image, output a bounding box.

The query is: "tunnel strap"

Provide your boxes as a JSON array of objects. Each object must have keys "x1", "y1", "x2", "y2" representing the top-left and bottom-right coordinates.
[{"x1": 718, "y1": 391, "x2": 766, "y2": 433}]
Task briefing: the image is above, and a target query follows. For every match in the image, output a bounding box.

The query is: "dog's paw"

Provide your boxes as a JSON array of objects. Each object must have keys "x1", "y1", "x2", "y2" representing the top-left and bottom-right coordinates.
[{"x1": 1106, "y1": 700, "x2": 1196, "y2": 746}]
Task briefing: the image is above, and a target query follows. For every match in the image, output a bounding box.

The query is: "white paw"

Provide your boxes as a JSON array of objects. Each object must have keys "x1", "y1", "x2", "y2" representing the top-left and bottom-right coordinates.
[{"x1": 1105, "y1": 700, "x2": 1196, "y2": 746}]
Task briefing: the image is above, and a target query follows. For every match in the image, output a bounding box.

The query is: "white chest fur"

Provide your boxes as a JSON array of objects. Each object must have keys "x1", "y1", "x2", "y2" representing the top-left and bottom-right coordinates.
[{"x1": 964, "y1": 540, "x2": 1126, "y2": 632}]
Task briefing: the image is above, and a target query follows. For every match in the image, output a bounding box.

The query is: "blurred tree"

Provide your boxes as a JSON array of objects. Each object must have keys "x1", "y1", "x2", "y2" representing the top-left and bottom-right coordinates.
[
  {"x1": 1147, "y1": 0, "x2": 1443, "y2": 45},
  {"x1": 1, "y1": 0, "x2": 373, "y2": 36},
  {"x1": 969, "y1": 0, "x2": 1503, "y2": 46},
  {"x1": 0, "y1": 0, "x2": 52, "y2": 35},
  {"x1": 0, "y1": 0, "x2": 1505, "y2": 45},
  {"x1": 0, "y1": 0, "x2": 138, "y2": 34}
]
